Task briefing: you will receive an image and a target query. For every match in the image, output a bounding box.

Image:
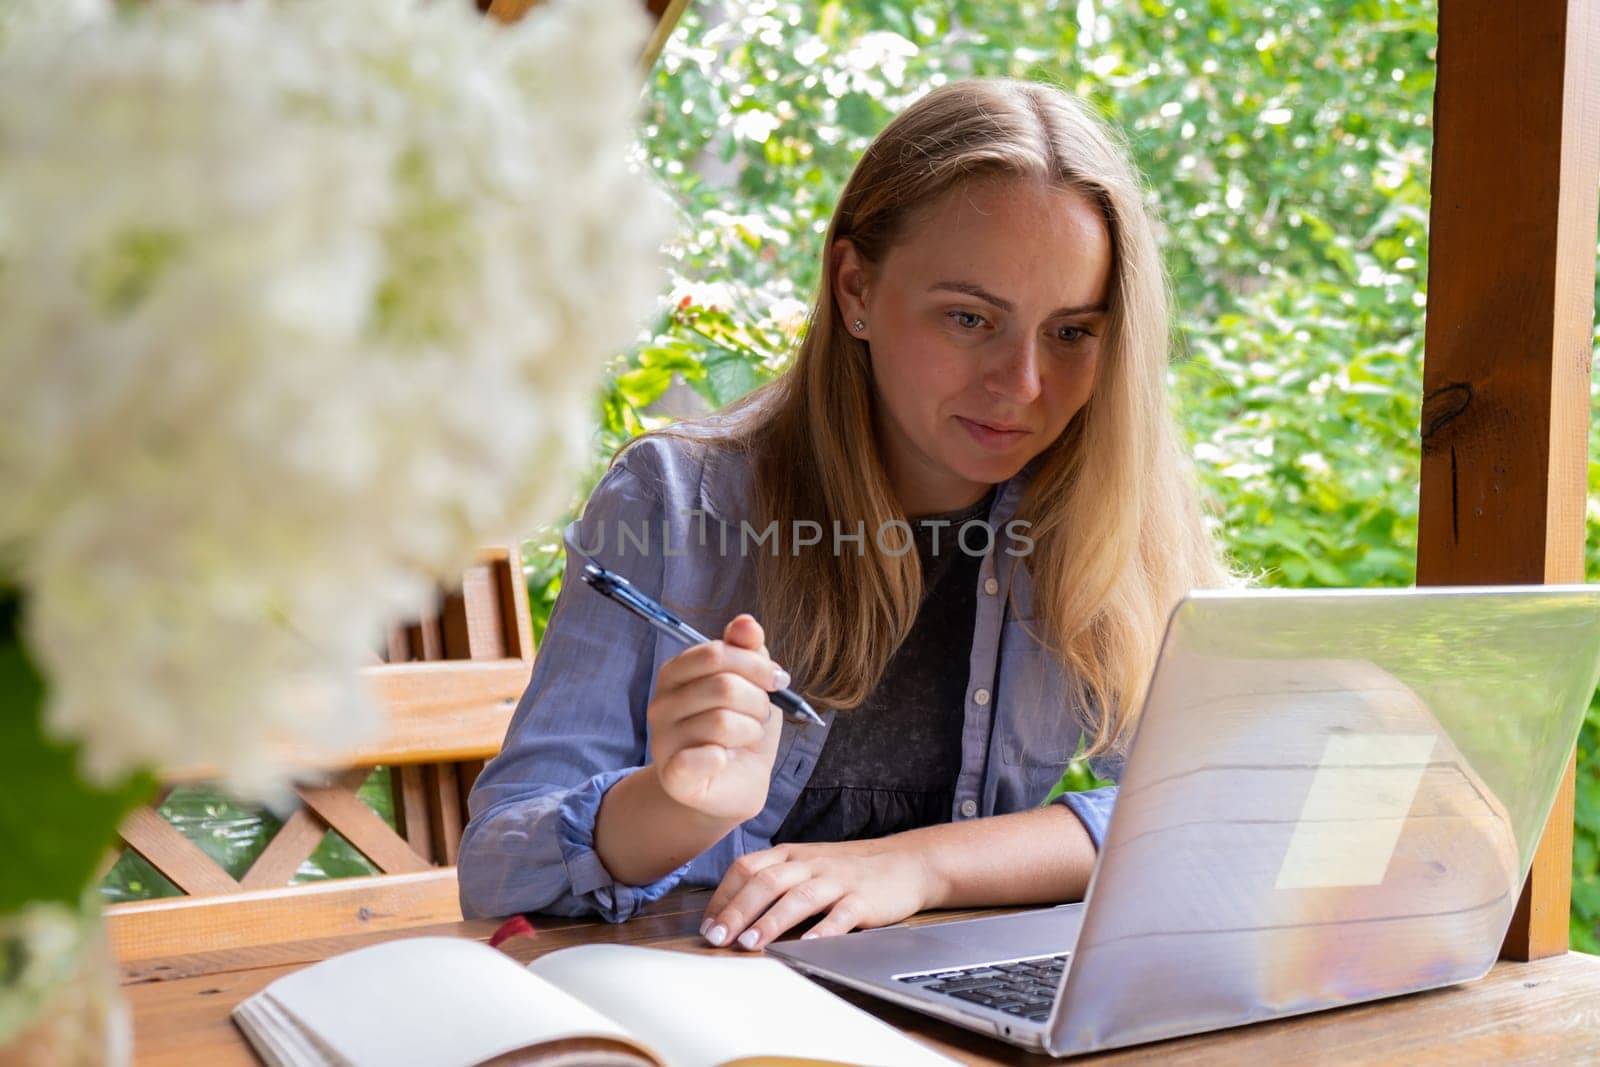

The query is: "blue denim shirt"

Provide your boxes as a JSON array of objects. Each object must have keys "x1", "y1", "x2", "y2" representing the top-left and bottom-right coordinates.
[{"x1": 457, "y1": 432, "x2": 1121, "y2": 921}]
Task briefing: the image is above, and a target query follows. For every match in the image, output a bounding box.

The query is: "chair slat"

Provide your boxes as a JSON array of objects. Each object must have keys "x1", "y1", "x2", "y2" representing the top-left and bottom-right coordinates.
[
  {"x1": 238, "y1": 808, "x2": 328, "y2": 891},
  {"x1": 408, "y1": 605, "x2": 443, "y2": 661},
  {"x1": 295, "y1": 772, "x2": 430, "y2": 875},
  {"x1": 424, "y1": 764, "x2": 464, "y2": 866},
  {"x1": 96, "y1": 846, "x2": 125, "y2": 884},
  {"x1": 493, "y1": 549, "x2": 535, "y2": 664},
  {"x1": 119, "y1": 808, "x2": 240, "y2": 897},
  {"x1": 384, "y1": 624, "x2": 411, "y2": 664},
  {"x1": 452, "y1": 562, "x2": 510, "y2": 660},
  {"x1": 392, "y1": 764, "x2": 435, "y2": 860},
  {"x1": 457, "y1": 758, "x2": 486, "y2": 817}
]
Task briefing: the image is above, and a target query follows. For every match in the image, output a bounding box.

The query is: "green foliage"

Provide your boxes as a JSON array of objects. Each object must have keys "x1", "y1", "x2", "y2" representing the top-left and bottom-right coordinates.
[
  {"x1": 2, "y1": 592, "x2": 157, "y2": 913},
  {"x1": 622, "y1": 0, "x2": 1439, "y2": 605},
  {"x1": 1576, "y1": 418, "x2": 1600, "y2": 952},
  {"x1": 1577, "y1": 753, "x2": 1600, "y2": 953}
]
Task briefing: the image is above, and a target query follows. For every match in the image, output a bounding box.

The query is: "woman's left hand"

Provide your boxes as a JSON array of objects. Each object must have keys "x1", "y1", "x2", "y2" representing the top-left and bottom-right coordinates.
[{"x1": 699, "y1": 838, "x2": 941, "y2": 950}]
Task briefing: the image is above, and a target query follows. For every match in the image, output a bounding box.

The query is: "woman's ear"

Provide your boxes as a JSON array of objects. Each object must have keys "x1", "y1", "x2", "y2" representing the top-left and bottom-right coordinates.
[{"x1": 830, "y1": 238, "x2": 870, "y2": 338}]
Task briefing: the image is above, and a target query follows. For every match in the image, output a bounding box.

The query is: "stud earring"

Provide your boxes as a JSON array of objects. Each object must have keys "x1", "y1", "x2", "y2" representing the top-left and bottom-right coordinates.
[{"x1": 851, "y1": 319, "x2": 866, "y2": 333}]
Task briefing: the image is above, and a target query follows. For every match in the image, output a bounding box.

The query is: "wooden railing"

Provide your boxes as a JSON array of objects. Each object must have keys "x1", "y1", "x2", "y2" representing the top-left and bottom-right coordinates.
[{"x1": 106, "y1": 548, "x2": 533, "y2": 962}]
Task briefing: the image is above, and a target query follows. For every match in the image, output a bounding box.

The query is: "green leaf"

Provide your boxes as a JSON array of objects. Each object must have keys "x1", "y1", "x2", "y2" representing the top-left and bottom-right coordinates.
[
  {"x1": 0, "y1": 617, "x2": 157, "y2": 913},
  {"x1": 1572, "y1": 874, "x2": 1600, "y2": 921},
  {"x1": 704, "y1": 352, "x2": 761, "y2": 407},
  {"x1": 1571, "y1": 914, "x2": 1600, "y2": 955},
  {"x1": 613, "y1": 365, "x2": 674, "y2": 408},
  {"x1": 1043, "y1": 739, "x2": 1115, "y2": 802},
  {"x1": 1305, "y1": 554, "x2": 1350, "y2": 587}
]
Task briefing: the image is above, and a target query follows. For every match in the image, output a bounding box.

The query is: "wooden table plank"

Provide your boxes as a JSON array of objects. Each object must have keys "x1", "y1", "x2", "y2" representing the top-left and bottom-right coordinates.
[
  {"x1": 829, "y1": 955, "x2": 1600, "y2": 1066},
  {"x1": 121, "y1": 890, "x2": 1600, "y2": 1066}
]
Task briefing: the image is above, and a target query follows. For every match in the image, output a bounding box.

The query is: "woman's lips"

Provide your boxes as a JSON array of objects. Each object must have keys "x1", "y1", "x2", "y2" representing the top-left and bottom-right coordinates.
[{"x1": 956, "y1": 415, "x2": 1031, "y2": 451}]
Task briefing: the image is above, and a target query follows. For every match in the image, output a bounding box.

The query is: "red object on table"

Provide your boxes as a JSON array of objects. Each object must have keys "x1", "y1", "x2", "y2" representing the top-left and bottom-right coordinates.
[{"x1": 488, "y1": 914, "x2": 537, "y2": 950}]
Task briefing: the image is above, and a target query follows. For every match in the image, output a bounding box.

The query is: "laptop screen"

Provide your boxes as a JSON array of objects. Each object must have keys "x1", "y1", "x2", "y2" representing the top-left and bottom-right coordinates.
[{"x1": 1056, "y1": 586, "x2": 1600, "y2": 1052}]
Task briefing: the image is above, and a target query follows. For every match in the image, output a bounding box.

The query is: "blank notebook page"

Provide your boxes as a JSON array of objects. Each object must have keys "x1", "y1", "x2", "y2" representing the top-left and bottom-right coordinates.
[
  {"x1": 257, "y1": 937, "x2": 633, "y2": 1066},
  {"x1": 528, "y1": 943, "x2": 958, "y2": 1067}
]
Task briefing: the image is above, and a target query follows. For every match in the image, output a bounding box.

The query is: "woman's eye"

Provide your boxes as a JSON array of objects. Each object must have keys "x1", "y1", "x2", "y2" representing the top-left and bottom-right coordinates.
[
  {"x1": 1055, "y1": 325, "x2": 1091, "y2": 343},
  {"x1": 948, "y1": 310, "x2": 987, "y2": 330}
]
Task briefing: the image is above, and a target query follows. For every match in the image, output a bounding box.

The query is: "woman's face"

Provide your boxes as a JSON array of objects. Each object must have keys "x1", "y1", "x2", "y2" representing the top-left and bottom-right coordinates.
[{"x1": 833, "y1": 178, "x2": 1112, "y2": 516}]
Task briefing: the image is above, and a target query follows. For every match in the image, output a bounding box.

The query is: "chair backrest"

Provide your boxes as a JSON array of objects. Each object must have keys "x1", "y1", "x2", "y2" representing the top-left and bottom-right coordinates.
[{"x1": 105, "y1": 547, "x2": 533, "y2": 962}]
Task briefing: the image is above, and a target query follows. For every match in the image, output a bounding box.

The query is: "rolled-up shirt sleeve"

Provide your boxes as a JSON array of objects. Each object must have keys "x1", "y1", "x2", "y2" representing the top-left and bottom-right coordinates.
[
  {"x1": 1052, "y1": 786, "x2": 1117, "y2": 851},
  {"x1": 1050, "y1": 751, "x2": 1123, "y2": 851},
  {"x1": 457, "y1": 457, "x2": 690, "y2": 922}
]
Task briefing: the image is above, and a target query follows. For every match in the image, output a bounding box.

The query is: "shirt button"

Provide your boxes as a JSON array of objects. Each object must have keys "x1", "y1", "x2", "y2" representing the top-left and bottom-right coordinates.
[
  {"x1": 959, "y1": 799, "x2": 979, "y2": 818},
  {"x1": 983, "y1": 577, "x2": 999, "y2": 596},
  {"x1": 973, "y1": 688, "x2": 991, "y2": 706}
]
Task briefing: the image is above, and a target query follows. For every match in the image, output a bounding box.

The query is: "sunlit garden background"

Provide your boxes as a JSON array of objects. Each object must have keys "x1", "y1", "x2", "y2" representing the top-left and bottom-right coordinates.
[{"x1": 99, "y1": 0, "x2": 1600, "y2": 951}]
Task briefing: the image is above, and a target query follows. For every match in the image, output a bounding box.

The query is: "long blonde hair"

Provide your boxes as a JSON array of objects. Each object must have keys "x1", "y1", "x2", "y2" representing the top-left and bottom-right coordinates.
[{"x1": 646, "y1": 79, "x2": 1225, "y2": 756}]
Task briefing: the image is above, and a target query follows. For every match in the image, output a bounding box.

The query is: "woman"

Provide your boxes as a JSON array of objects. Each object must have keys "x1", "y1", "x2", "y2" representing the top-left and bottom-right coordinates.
[{"x1": 457, "y1": 79, "x2": 1225, "y2": 952}]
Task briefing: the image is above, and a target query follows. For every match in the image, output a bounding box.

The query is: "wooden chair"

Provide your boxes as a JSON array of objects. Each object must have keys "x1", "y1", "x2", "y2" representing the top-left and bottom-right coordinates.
[{"x1": 105, "y1": 547, "x2": 533, "y2": 963}]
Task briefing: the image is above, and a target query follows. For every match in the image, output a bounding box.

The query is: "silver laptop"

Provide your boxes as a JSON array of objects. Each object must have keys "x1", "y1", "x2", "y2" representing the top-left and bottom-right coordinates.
[{"x1": 767, "y1": 586, "x2": 1600, "y2": 1057}]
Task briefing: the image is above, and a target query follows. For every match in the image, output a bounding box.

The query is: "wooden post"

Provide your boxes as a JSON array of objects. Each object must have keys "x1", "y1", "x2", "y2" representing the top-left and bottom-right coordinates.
[{"x1": 1418, "y1": 0, "x2": 1600, "y2": 960}]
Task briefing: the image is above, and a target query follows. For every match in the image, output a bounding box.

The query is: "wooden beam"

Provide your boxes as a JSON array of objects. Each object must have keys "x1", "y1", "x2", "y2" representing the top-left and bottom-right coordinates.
[
  {"x1": 107, "y1": 869, "x2": 463, "y2": 962},
  {"x1": 1418, "y1": 0, "x2": 1600, "y2": 960}
]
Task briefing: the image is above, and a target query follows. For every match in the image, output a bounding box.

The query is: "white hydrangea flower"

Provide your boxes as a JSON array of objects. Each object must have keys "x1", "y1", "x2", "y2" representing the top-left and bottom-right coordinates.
[{"x1": 0, "y1": 0, "x2": 671, "y2": 798}]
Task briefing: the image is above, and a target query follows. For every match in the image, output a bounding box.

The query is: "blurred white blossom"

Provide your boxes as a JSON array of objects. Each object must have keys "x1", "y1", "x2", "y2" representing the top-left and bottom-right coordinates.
[
  {"x1": 732, "y1": 109, "x2": 781, "y2": 144},
  {"x1": 0, "y1": 0, "x2": 670, "y2": 797}
]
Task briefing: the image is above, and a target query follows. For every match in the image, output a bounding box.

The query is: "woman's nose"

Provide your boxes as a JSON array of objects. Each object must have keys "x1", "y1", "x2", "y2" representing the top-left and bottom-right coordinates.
[{"x1": 984, "y1": 334, "x2": 1043, "y2": 403}]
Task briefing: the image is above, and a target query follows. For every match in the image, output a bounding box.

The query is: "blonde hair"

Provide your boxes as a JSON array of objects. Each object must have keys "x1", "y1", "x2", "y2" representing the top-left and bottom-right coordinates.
[{"x1": 645, "y1": 78, "x2": 1225, "y2": 756}]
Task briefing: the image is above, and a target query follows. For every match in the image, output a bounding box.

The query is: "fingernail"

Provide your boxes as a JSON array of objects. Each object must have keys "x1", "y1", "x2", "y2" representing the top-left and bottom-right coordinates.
[
  {"x1": 699, "y1": 917, "x2": 714, "y2": 938},
  {"x1": 772, "y1": 667, "x2": 791, "y2": 691},
  {"x1": 737, "y1": 929, "x2": 761, "y2": 950},
  {"x1": 706, "y1": 924, "x2": 728, "y2": 947},
  {"x1": 801, "y1": 932, "x2": 819, "y2": 940}
]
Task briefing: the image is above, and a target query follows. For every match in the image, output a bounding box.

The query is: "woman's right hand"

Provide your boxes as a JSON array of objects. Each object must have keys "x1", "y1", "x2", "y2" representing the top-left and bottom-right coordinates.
[{"x1": 646, "y1": 614, "x2": 787, "y2": 821}]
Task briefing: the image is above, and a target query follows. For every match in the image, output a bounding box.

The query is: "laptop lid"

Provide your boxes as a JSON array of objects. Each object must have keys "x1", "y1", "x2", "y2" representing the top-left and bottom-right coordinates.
[{"x1": 1049, "y1": 585, "x2": 1600, "y2": 1057}]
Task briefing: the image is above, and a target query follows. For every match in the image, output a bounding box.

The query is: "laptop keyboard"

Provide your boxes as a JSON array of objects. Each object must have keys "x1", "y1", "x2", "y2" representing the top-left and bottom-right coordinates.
[{"x1": 894, "y1": 953, "x2": 1070, "y2": 1023}]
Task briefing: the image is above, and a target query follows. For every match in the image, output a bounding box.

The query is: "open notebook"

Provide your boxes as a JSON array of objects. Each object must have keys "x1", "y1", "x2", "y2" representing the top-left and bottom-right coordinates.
[{"x1": 232, "y1": 938, "x2": 958, "y2": 1067}]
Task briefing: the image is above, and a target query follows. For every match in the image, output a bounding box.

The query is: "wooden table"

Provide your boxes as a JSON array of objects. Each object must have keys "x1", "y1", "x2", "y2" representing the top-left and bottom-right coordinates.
[{"x1": 122, "y1": 889, "x2": 1600, "y2": 1065}]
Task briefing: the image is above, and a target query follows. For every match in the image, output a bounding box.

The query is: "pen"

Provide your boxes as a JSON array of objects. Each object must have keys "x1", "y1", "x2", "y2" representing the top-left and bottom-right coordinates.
[{"x1": 578, "y1": 559, "x2": 826, "y2": 728}]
